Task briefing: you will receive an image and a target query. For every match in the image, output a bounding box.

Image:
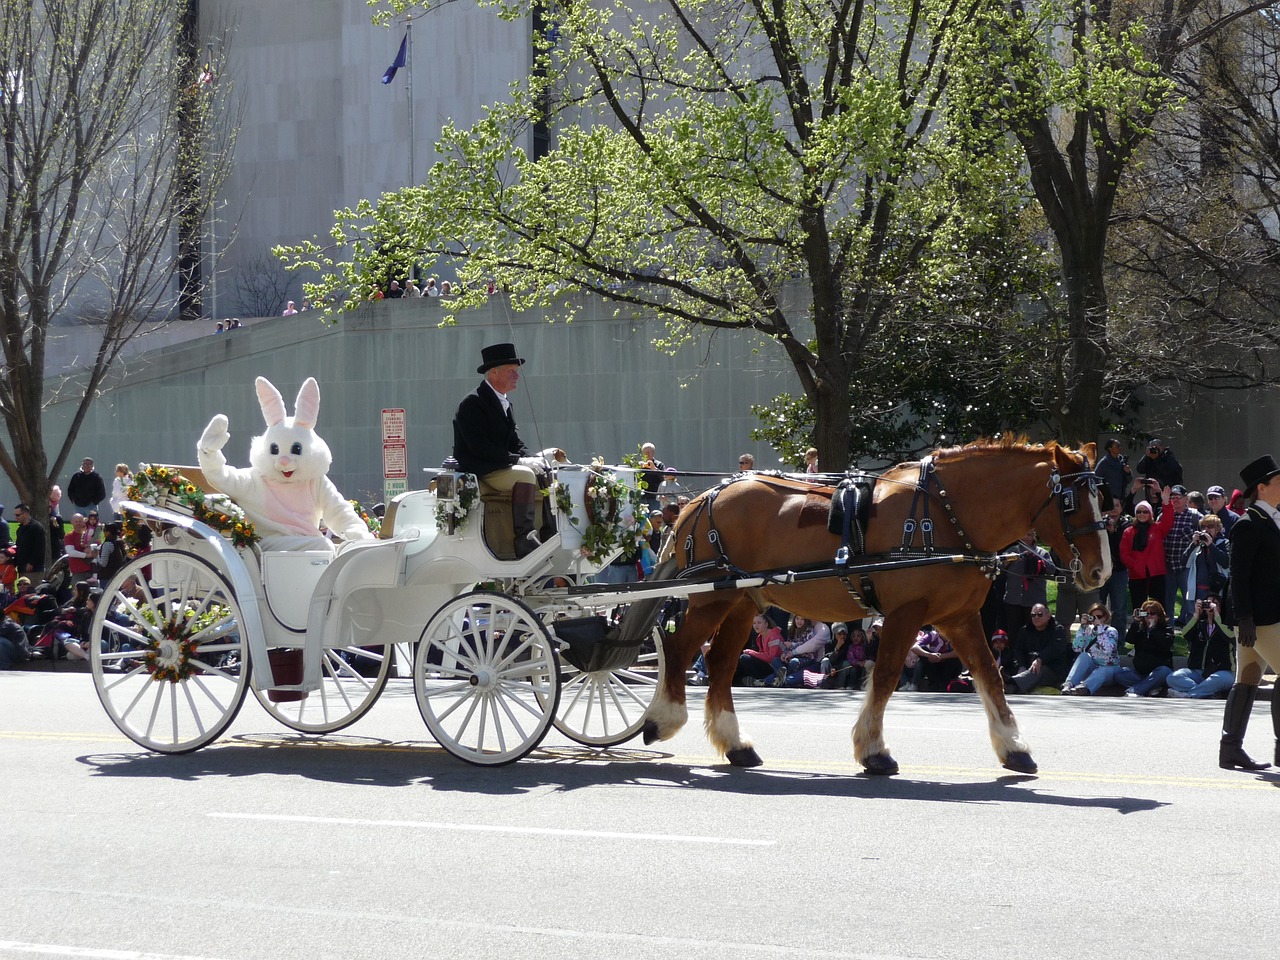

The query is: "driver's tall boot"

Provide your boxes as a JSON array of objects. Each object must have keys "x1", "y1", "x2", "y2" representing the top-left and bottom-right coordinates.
[
  {"x1": 1219, "y1": 683, "x2": 1271, "y2": 770},
  {"x1": 511, "y1": 482, "x2": 541, "y2": 558}
]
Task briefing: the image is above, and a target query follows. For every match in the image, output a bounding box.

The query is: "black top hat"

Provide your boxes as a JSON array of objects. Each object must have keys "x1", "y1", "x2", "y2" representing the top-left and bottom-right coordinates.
[
  {"x1": 477, "y1": 343, "x2": 525, "y2": 374},
  {"x1": 1239, "y1": 454, "x2": 1280, "y2": 495}
]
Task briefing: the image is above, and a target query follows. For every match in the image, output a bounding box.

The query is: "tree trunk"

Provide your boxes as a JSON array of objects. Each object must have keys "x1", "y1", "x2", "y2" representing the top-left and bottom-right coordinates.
[
  {"x1": 811, "y1": 353, "x2": 856, "y2": 472},
  {"x1": 1054, "y1": 241, "x2": 1110, "y2": 443}
]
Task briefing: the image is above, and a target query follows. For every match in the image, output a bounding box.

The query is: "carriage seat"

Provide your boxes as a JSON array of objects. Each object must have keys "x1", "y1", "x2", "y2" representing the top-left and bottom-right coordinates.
[{"x1": 478, "y1": 478, "x2": 517, "y2": 561}]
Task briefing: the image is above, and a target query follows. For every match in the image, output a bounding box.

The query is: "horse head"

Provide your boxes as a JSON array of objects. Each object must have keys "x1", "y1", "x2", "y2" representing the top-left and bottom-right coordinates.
[{"x1": 1036, "y1": 441, "x2": 1112, "y2": 590}]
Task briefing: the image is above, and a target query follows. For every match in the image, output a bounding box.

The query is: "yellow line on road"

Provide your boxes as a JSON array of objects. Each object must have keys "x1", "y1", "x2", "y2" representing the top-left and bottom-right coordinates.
[{"x1": 5, "y1": 728, "x2": 1274, "y2": 790}]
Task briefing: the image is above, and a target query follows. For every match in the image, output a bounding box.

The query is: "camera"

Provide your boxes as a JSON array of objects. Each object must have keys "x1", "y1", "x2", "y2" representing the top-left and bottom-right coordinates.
[{"x1": 1081, "y1": 615, "x2": 1093, "y2": 625}]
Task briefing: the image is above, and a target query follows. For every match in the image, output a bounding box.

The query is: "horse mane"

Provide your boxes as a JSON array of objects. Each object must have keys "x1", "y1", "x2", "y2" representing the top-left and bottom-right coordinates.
[{"x1": 930, "y1": 436, "x2": 1059, "y2": 463}]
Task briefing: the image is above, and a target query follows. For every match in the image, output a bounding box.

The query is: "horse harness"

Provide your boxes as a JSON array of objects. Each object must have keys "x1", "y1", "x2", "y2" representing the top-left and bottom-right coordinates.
[{"x1": 680, "y1": 455, "x2": 1106, "y2": 606}]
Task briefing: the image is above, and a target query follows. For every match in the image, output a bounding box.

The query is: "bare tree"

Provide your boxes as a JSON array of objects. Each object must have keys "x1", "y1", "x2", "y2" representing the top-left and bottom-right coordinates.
[
  {"x1": 229, "y1": 252, "x2": 295, "y2": 318},
  {"x1": 0, "y1": 0, "x2": 237, "y2": 527}
]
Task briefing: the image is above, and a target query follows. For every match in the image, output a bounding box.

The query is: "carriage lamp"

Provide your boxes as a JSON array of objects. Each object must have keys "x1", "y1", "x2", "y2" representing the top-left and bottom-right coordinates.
[{"x1": 436, "y1": 457, "x2": 458, "y2": 501}]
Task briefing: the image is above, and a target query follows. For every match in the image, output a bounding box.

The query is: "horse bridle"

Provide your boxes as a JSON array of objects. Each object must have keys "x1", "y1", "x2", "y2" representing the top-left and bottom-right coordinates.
[{"x1": 1029, "y1": 459, "x2": 1108, "y2": 577}]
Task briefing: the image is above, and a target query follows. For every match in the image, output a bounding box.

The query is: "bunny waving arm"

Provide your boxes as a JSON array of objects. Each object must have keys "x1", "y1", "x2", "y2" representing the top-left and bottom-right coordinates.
[{"x1": 197, "y1": 413, "x2": 258, "y2": 501}]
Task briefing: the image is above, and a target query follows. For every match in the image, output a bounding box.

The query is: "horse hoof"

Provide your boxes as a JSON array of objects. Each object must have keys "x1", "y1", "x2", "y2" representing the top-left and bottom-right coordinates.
[
  {"x1": 726, "y1": 746, "x2": 763, "y2": 767},
  {"x1": 1002, "y1": 751, "x2": 1038, "y2": 774},
  {"x1": 861, "y1": 753, "x2": 899, "y2": 776},
  {"x1": 641, "y1": 720, "x2": 661, "y2": 746}
]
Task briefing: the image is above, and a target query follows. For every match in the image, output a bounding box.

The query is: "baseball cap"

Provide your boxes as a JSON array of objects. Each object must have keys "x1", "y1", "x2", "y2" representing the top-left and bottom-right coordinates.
[
  {"x1": 1171, "y1": 484, "x2": 1188, "y2": 496},
  {"x1": 1207, "y1": 485, "x2": 1226, "y2": 498}
]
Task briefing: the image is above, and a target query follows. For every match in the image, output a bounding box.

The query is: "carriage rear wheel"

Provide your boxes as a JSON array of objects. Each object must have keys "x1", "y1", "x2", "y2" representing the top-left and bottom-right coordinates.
[
  {"x1": 252, "y1": 642, "x2": 395, "y2": 734},
  {"x1": 413, "y1": 590, "x2": 560, "y2": 766},
  {"x1": 553, "y1": 624, "x2": 666, "y2": 747},
  {"x1": 89, "y1": 551, "x2": 250, "y2": 754}
]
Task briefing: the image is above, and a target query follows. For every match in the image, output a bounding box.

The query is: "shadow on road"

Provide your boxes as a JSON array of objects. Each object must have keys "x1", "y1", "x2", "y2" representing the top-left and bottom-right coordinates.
[{"x1": 75, "y1": 733, "x2": 1188, "y2": 814}]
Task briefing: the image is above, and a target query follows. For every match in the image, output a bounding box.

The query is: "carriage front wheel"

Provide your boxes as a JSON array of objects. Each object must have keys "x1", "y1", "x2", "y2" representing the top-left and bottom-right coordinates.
[
  {"x1": 89, "y1": 551, "x2": 251, "y2": 754},
  {"x1": 413, "y1": 591, "x2": 560, "y2": 766}
]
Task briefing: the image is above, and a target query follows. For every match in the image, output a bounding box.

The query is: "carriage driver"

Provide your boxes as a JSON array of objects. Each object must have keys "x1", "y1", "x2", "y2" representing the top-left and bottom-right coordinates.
[{"x1": 452, "y1": 343, "x2": 559, "y2": 558}]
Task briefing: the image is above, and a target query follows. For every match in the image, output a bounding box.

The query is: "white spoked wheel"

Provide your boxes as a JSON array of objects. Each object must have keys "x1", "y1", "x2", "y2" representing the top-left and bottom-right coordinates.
[
  {"x1": 414, "y1": 591, "x2": 560, "y2": 766},
  {"x1": 554, "y1": 624, "x2": 666, "y2": 747},
  {"x1": 252, "y1": 643, "x2": 395, "y2": 734},
  {"x1": 89, "y1": 551, "x2": 250, "y2": 754}
]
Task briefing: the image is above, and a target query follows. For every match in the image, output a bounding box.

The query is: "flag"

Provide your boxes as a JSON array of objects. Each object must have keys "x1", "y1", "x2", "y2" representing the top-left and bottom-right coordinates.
[{"x1": 381, "y1": 34, "x2": 407, "y2": 85}]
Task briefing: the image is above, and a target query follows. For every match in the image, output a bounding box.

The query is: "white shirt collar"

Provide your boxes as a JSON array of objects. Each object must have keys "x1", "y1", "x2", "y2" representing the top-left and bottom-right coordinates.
[{"x1": 483, "y1": 379, "x2": 510, "y2": 414}]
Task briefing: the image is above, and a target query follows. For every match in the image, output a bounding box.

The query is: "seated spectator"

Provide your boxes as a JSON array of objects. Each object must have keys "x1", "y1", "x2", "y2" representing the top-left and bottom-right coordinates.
[
  {"x1": 0, "y1": 615, "x2": 30, "y2": 668},
  {"x1": 735, "y1": 613, "x2": 786, "y2": 686},
  {"x1": 821, "y1": 622, "x2": 869, "y2": 689},
  {"x1": 907, "y1": 625, "x2": 962, "y2": 691},
  {"x1": 4, "y1": 577, "x2": 37, "y2": 622},
  {"x1": 989, "y1": 629, "x2": 1020, "y2": 689},
  {"x1": 1009, "y1": 603, "x2": 1073, "y2": 692},
  {"x1": 782, "y1": 615, "x2": 830, "y2": 686},
  {"x1": 1116, "y1": 600, "x2": 1177, "y2": 697},
  {"x1": 53, "y1": 583, "x2": 98, "y2": 661},
  {"x1": 1063, "y1": 603, "x2": 1121, "y2": 694},
  {"x1": 1166, "y1": 596, "x2": 1235, "y2": 699}
]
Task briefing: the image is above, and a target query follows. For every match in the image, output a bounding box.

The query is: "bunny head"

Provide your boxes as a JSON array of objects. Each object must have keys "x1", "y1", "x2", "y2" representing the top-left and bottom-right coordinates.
[{"x1": 248, "y1": 377, "x2": 333, "y2": 485}]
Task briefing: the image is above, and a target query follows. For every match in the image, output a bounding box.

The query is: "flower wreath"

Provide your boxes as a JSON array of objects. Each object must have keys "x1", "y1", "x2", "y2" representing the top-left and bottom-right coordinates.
[
  {"x1": 553, "y1": 467, "x2": 646, "y2": 565},
  {"x1": 348, "y1": 499, "x2": 382, "y2": 537},
  {"x1": 435, "y1": 473, "x2": 480, "y2": 533},
  {"x1": 135, "y1": 603, "x2": 228, "y2": 684},
  {"x1": 124, "y1": 464, "x2": 260, "y2": 550}
]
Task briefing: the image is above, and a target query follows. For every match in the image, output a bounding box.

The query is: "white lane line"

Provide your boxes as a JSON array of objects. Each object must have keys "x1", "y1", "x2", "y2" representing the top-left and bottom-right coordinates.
[
  {"x1": 208, "y1": 811, "x2": 774, "y2": 846},
  {"x1": 0, "y1": 943, "x2": 229, "y2": 960}
]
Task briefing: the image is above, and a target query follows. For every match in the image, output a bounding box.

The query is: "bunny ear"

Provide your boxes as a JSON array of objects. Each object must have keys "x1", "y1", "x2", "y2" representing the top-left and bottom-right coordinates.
[
  {"x1": 293, "y1": 377, "x2": 320, "y2": 429},
  {"x1": 256, "y1": 377, "x2": 287, "y2": 427}
]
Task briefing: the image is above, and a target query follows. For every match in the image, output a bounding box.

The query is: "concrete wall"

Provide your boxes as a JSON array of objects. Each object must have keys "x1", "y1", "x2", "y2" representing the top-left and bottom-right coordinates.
[{"x1": 17, "y1": 297, "x2": 796, "y2": 510}]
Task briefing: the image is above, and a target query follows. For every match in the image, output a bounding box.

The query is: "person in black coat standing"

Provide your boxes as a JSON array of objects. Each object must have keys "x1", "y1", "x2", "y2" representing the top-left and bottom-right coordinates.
[
  {"x1": 452, "y1": 343, "x2": 556, "y2": 558},
  {"x1": 1220, "y1": 454, "x2": 1280, "y2": 771},
  {"x1": 67, "y1": 458, "x2": 107, "y2": 514}
]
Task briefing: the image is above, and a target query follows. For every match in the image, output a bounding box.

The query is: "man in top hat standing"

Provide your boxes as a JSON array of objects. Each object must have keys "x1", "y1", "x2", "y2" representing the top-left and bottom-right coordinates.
[
  {"x1": 1219, "y1": 454, "x2": 1280, "y2": 770},
  {"x1": 453, "y1": 343, "x2": 554, "y2": 558}
]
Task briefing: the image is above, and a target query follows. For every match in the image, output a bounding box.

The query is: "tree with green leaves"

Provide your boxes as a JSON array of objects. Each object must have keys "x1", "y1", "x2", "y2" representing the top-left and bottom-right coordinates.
[
  {"x1": 984, "y1": 0, "x2": 1280, "y2": 440},
  {"x1": 282, "y1": 0, "x2": 1039, "y2": 468},
  {"x1": 0, "y1": 0, "x2": 236, "y2": 526}
]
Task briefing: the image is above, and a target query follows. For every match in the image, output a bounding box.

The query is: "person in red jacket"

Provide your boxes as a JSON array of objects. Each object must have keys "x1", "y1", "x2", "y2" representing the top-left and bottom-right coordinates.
[{"x1": 1119, "y1": 487, "x2": 1174, "y2": 610}]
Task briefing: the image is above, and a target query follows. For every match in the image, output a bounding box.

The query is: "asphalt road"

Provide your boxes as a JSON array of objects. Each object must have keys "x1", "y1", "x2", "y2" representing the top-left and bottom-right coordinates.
[{"x1": 3, "y1": 672, "x2": 1277, "y2": 960}]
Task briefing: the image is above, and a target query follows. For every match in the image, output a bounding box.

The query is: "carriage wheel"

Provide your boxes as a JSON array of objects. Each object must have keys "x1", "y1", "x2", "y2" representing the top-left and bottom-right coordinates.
[
  {"x1": 413, "y1": 591, "x2": 560, "y2": 766},
  {"x1": 252, "y1": 643, "x2": 395, "y2": 734},
  {"x1": 553, "y1": 624, "x2": 666, "y2": 747},
  {"x1": 89, "y1": 551, "x2": 250, "y2": 754}
]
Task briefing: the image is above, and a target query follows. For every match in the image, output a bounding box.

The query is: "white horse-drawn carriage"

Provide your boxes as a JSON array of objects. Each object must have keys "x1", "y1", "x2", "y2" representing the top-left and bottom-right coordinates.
[{"x1": 88, "y1": 465, "x2": 672, "y2": 765}]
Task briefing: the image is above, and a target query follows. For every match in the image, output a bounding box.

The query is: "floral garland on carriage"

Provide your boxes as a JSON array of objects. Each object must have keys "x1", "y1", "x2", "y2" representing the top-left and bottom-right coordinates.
[
  {"x1": 123, "y1": 464, "x2": 260, "y2": 550},
  {"x1": 553, "y1": 462, "x2": 647, "y2": 565},
  {"x1": 434, "y1": 472, "x2": 480, "y2": 533}
]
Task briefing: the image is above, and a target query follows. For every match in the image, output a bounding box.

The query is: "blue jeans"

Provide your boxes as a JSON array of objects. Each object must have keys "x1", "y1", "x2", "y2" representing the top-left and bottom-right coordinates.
[
  {"x1": 591, "y1": 561, "x2": 639, "y2": 585},
  {"x1": 1100, "y1": 569, "x2": 1130, "y2": 627},
  {"x1": 1116, "y1": 664, "x2": 1173, "y2": 695},
  {"x1": 1064, "y1": 651, "x2": 1107, "y2": 688},
  {"x1": 1165, "y1": 667, "x2": 1233, "y2": 698}
]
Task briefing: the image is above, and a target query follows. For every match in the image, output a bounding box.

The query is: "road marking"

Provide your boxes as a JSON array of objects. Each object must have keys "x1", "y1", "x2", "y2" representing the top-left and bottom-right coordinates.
[
  {"x1": 4, "y1": 729, "x2": 1273, "y2": 790},
  {"x1": 0, "y1": 942, "x2": 229, "y2": 960},
  {"x1": 208, "y1": 811, "x2": 775, "y2": 846}
]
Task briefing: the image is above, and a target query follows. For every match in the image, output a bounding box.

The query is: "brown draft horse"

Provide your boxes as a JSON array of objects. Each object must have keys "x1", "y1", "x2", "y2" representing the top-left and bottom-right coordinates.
[{"x1": 640, "y1": 440, "x2": 1111, "y2": 774}]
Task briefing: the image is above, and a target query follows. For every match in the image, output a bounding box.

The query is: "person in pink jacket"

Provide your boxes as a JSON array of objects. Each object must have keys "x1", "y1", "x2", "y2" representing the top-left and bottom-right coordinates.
[{"x1": 1119, "y1": 487, "x2": 1174, "y2": 609}]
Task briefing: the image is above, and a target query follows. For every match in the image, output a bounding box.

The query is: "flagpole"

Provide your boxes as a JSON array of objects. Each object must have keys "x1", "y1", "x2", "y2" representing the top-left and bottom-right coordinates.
[{"x1": 406, "y1": 15, "x2": 415, "y2": 187}]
